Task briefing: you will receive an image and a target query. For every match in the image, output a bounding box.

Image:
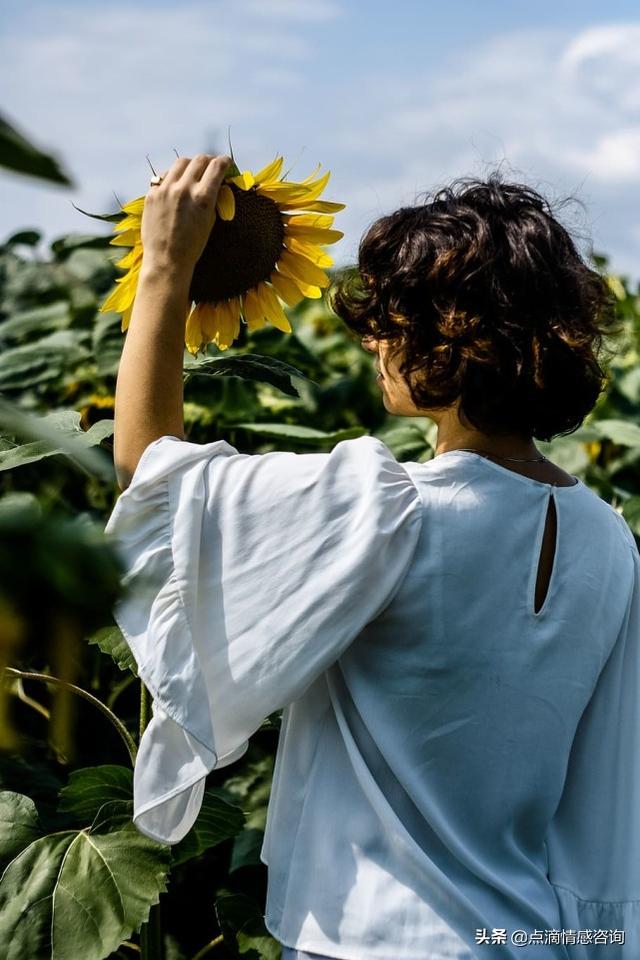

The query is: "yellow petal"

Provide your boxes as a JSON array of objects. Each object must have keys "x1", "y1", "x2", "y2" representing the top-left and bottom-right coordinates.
[
  {"x1": 242, "y1": 288, "x2": 268, "y2": 331},
  {"x1": 285, "y1": 225, "x2": 343, "y2": 245},
  {"x1": 277, "y1": 249, "x2": 330, "y2": 289},
  {"x1": 214, "y1": 297, "x2": 241, "y2": 350},
  {"x1": 110, "y1": 229, "x2": 141, "y2": 247},
  {"x1": 253, "y1": 156, "x2": 284, "y2": 185},
  {"x1": 284, "y1": 213, "x2": 334, "y2": 229},
  {"x1": 121, "y1": 302, "x2": 134, "y2": 333},
  {"x1": 284, "y1": 235, "x2": 333, "y2": 267},
  {"x1": 269, "y1": 270, "x2": 306, "y2": 307},
  {"x1": 114, "y1": 246, "x2": 143, "y2": 270},
  {"x1": 299, "y1": 163, "x2": 322, "y2": 184},
  {"x1": 291, "y1": 280, "x2": 322, "y2": 299},
  {"x1": 216, "y1": 184, "x2": 236, "y2": 220},
  {"x1": 199, "y1": 302, "x2": 221, "y2": 341},
  {"x1": 255, "y1": 183, "x2": 311, "y2": 203},
  {"x1": 292, "y1": 172, "x2": 332, "y2": 204},
  {"x1": 114, "y1": 213, "x2": 142, "y2": 233},
  {"x1": 113, "y1": 258, "x2": 142, "y2": 285},
  {"x1": 121, "y1": 196, "x2": 145, "y2": 216},
  {"x1": 279, "y1": 199, "x2": 346, "y2": 213},
  {"x1": 229, "y1": 170, "x2": 255, "y2": 190},
  {"x1": 100, "y1": 277, "x2": 138, "y2": 314},
  {"x1": 272, "y1": 265, "x2": 323, "y2": 298},
  {"x1": 185, "y1": 303, "x2": 204, "y2": 355},
  {"x1": 255, "y1": 282, "x2": 292, "y2": 334}
]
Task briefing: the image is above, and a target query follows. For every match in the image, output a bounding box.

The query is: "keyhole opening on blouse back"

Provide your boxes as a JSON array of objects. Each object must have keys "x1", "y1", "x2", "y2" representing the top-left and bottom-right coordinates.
[{"x1": 534, "y1": 494, "x2": 557, "y2": 615}]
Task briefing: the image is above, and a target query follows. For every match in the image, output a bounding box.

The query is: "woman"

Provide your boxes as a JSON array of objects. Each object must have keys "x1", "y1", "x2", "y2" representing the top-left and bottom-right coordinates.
[{"x1": 105, "y1": 155, "x2": 640, "y2": 960}]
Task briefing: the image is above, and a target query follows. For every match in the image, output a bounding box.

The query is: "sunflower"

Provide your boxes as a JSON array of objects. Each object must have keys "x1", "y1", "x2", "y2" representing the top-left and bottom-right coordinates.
[{"x1": 99, "y1": 156, "x2": 345, "y2": 355}]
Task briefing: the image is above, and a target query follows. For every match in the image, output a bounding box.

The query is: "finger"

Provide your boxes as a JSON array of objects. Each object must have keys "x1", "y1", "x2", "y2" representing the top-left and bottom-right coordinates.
[
  {"x1": 185, "y1": 153, "x2": 216, "y2": 183},
  {"x1": 161, "y1": 156, "x2": 191, "y2": 186},
  {"x1": 197, "y1": 155, "x2": 233, "y2": 195}
]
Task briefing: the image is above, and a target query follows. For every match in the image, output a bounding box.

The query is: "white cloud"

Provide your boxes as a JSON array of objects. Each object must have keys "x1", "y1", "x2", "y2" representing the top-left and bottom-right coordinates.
[
  {"x1": 1, "y1": 7, "x2": 639, "y2": 284},
  {"x1": 239, "y1": 0, "x2": 341, "y2": 20},
  {"x1": 321, "y1": 22, "x2": 640, "y2": 280}
]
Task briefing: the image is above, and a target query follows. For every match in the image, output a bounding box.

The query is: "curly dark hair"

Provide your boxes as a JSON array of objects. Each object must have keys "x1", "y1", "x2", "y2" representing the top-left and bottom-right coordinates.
[{"x1": 329, "y1": 171, "x2": 623, "y2": 441}]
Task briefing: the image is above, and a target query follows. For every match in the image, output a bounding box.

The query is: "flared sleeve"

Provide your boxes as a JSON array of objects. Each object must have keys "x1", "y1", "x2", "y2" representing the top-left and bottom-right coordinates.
[
  {"x1": 545, "y1": 520, "x2": 640, "y2": 957},
  {"x1": 104, "y1": 434, "x2": 423, "y2": 845}
]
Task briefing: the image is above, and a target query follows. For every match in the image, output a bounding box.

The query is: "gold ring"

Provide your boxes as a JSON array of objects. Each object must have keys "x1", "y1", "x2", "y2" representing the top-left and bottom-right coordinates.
[{"x1": 149, "y1": 175, "x2": 163, "y2": 186}]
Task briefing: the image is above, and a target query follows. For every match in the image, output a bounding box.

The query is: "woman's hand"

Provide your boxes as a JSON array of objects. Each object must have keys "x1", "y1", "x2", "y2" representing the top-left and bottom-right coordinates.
[{"x1": 140, "y1": 153, "x2": 232, "y2": 280}]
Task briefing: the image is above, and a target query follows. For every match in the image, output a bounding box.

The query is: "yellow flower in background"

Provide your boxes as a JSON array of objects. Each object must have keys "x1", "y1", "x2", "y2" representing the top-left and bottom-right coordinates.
[{"x1": 99, "y1": 156, "x2": 345, "y2": 355}]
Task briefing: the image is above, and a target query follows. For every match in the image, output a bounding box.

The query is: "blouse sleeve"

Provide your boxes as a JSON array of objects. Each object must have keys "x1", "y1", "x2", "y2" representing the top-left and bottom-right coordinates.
[
  {"x1": 104, "y1": 434, "x2": 423, "y2": 845},
  {"x1": 545, "y1": 527, "x2": 640, "y2": 957}
]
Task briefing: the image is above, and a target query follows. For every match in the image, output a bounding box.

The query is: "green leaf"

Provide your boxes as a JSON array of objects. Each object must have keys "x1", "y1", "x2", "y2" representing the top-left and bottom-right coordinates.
[
  {"x1": 375, "y1": 424, "x2": 432, "y2": 461},
  {"x1": 0, "y1": 301, "x2": 72, "y2": 342},
  {"x1": 50, "y1": 233, "x2": 113, "y2": 261},
  {"x1": 224, "y1": 422, "x2": 365, "y2": 444},
  {"x1": 0, "y1": 792, "x2": 43, "y2": 875},
  {"x1": 229, "y1": 827, "x2": 265, "y2": 873},
  {"x1": 87, "y1": 625, "x2": 138, "y2": 675},
  {"x1": 183, "y1": 353, "x2": 314, "y2": 398},
  {"x1": 215, "y1": 893, "x2": 280, "y2": 960},
  {"x1": 71, "y1": 202, "x2": 124, "y2": 224},
  {"x1": 92, "y1": 311, "x2": 124, "y2": 376},
  {"x1": 170, "y1": 788, "x2": 246, "y2": 867},
  {"x1": 591, "y1": 419, "x2": 640, "y2": 447},
  {"x1": 0, "y1": 795, "x2": 170, "y2": 960},
  {"x1": 84, "y1": 418, "x2": 115, "y2": 445},
  {"x1": 5, "y1": 230, "x2": 41, "y2": 247},
  {"x1": 621, "y1": 496, "x2": 640, "y2": 535},
  {"x1": 0, "y1": 330, "x2": 90, "y2": 391},
  {"x1": 237, "y1": 932, "x2": 281, "y2": 959},
  {"x1": 0, "y1": 113, "x2": 73, "y2": 186},
  {"x1": 57, "y1": 766, "x2": 133, "y2": 823},
  {"x1": 0, "y1": 401, "x2": 114, "y2": 478}
]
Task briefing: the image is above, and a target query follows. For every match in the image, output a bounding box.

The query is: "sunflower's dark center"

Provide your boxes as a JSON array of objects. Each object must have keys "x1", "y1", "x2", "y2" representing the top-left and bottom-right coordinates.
[{"x1": 188, "y1": 185, "x2": 285, "y2": 303}]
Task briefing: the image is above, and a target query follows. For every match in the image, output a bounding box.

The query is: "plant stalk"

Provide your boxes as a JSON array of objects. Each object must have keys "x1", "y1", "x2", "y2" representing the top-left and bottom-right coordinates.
[{"x1": 3, "y1": 666, "x2": 137, "y2": 764}]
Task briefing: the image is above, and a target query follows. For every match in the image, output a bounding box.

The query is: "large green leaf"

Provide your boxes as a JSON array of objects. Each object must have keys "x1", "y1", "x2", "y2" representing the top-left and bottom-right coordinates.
[
  {"x1": 229, "y1": 827, "x2": 265, "y2": 874},
  {"x1": 0, "y1": 792, "x2": 42, "y2": 875},
  {"x1": 0, "y1": 301, "x2": 72, "y2": 342},
  {"x1": 215, "y1": 892, "x2": 281, "y2": 960},
  {"x1": 57, "y1": 766, "x2": 133, "y2": 823},
  {"x1": 170, "y1": 788, "x2": 246, "y2": 867},
  {"x1": 375, "y1": 424, "x2": 433, "y2": 461},
  {"x1": 0, "y1": 330, "x2": 90, "y2": 390},
  {"x1": 92, "y1": 312, "x2": 124, "y2": 377},
  {"x1": 591, "y1": 419, "x2": 640, "y2": 447},
  {"x1": 225, "y1": 422, "x2": 365, "y2": 444},
  {"x1": 0, "y1": 794, "x2": 170, "y2": 960},
  {"x1": 4, "y1": 230, "x2": 41, "y2": 247},
  {"x1": 87, "y1": 625, "x2": 138, "y2": 675},
  {"x1": 0, "y1": 402, "x2": 114, "y2": 477},
  {"x1": 57, "y1": 766, "x2": 245, "y2": 867},
  {"x1": 183, "y1": 353, "x2": 314, "y2": 397},
  {"x1": 0, "y1": 114, "x2": 73, "y2": 186},
  {"x1": 50, "y1": 234, "x2": 113, "y2": 261}
]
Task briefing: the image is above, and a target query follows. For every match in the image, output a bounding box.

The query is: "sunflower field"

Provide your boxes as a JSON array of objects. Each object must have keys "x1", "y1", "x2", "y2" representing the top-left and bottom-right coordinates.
[{"x1": 1, "y1": 121, "x2": 639, "y2": 960}]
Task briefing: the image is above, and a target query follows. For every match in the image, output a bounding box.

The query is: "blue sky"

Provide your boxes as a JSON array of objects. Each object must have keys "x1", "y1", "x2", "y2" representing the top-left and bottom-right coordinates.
[{"x1": 2, "y1": 0, "x2": 639, "y2": 283}]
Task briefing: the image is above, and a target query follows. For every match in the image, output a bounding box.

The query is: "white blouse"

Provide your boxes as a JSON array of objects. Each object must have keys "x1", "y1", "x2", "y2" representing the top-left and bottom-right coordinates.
[{"x1": 105, "y1": 435, "x2": 640, "y2": 960}]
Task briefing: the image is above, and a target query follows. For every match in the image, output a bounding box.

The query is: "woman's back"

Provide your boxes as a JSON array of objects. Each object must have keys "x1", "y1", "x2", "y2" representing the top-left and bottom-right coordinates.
[
  {"x1": 261, "y1": 449, "x2": 639, "y2": 959},
  {"x1": 106, "y1": 434, "x2": 640, "y2": 960}
]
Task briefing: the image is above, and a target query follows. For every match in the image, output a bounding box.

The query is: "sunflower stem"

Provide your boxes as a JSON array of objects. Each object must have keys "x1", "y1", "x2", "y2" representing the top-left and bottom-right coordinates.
[
  {"x1": 140, "y1": 902, "x2": 163, "y2": 960},
  {"x1": 3, "y1": 667, "x2": 137, "y2": 765}
]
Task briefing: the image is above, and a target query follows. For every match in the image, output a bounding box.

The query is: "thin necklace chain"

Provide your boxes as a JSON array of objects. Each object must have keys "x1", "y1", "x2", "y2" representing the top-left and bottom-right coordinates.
[{"x1": 440, "y1": 447, "x2": 548, "y2": 463}]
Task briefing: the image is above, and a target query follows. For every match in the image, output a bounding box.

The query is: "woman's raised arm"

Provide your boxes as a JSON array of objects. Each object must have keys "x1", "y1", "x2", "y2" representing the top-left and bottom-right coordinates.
[{"x1": 113, "y1": 154, "x2": 231, "y2": 490}]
